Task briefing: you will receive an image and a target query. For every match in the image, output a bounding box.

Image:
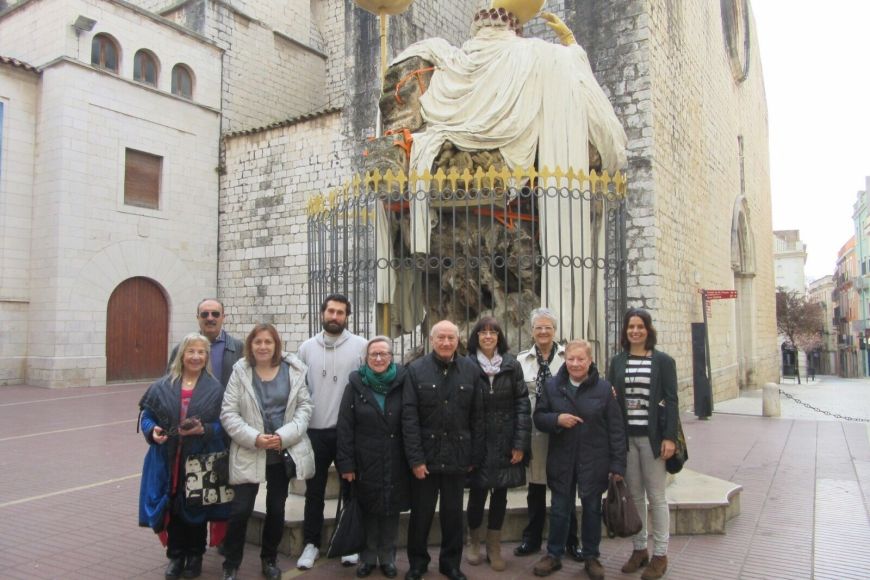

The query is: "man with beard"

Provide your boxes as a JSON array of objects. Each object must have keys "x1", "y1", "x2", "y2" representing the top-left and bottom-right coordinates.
[
  {"x1": 168, "y1": 299, "x2": 243, "y2": 390},
  {"x1": 296, "y1": 294, "x2": 367, "y2": 569}
]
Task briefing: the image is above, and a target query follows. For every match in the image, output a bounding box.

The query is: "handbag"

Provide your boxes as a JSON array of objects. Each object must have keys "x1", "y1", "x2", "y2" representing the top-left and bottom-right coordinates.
[
  {"x1": 281, "y1": 448, "x2": 297, "y2": 480},
  {"x1": 602, "y1": 476, "x2": 642, "y2": 538},
  {"x1": 184, "y1": 450, "x2": 234, "y2": 506},
  {"x1": 665, "y1": 414, "x2": 689, "y2": 475},
  {"x1": 326, "y1": 481, "x2": 366, "y2": 558}
]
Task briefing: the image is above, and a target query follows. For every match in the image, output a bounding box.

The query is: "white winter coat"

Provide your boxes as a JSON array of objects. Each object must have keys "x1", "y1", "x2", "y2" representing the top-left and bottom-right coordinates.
[{"x1": 221, "y1": 353, "x2": 315, "y2": 484}]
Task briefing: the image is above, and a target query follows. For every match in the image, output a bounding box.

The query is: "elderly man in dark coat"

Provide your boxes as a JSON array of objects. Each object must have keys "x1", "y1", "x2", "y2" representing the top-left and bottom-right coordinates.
[{"x1": 402, "y1": 320, "x2": 485, "y2": 580}]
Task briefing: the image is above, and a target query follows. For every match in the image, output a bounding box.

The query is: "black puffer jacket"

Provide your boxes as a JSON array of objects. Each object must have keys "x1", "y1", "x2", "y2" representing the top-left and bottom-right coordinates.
[
  {"x1": 468, "y1": 353, "x2": 531, "y2": 489},
  {"x1": 336, "y1": 365, "x2": 410, "y2": 515},
  {"x1": 402, "y1": 352, "x2": 485, "y2": 474},
  {"x1": 533, "y1": 363, "x2": 626, "y2": 498}
]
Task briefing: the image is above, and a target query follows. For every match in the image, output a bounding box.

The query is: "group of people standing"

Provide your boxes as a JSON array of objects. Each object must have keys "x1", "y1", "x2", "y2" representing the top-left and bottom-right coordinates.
[{"x1": 138, "y1": 295, "x2": 678, "y2": 580}]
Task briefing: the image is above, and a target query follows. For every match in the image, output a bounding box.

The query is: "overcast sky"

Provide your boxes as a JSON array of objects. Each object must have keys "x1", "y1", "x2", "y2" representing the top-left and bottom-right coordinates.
[{"x1": 751, "y1": 1, "x2": 870, "y2": 282}]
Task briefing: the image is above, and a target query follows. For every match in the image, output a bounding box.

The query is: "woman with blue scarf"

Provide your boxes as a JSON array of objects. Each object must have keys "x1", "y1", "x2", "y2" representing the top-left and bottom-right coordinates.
[{"x1": 337, "y1": 336, "x2": 410, "y2": 578}]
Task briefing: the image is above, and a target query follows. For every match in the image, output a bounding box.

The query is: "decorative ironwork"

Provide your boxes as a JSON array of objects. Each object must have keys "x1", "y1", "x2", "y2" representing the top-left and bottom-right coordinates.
[{"x1": 307, "y1": 166, "x2": 627, "y2": 365}]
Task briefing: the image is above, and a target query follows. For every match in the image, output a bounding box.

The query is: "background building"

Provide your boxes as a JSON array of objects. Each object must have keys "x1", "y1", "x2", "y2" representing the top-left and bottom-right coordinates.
[
  {"x1": 0, "y1": 0, "x2": 222, "y2": 385},
  {"x1": 833, "y1": 236, "x2": 860, "y2": 377},
  {"x1": 1, "y1": 0, "x2": 779, "y2": 399},
  {"x1": 773, "y1": 230, "x2": 807, "y2": 294},
  {"x1": 807, "y1": 274, "x2": 836, "y2": 375}
]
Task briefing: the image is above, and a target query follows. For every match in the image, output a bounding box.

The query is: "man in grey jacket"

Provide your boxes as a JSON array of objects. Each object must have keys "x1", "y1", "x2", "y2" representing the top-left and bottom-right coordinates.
[{"x1": 295, "y1": 294, "x2": 367, "y2": 570}]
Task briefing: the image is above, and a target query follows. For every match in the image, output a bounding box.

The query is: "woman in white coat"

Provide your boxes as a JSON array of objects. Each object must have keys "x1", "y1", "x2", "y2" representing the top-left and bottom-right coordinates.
[{"x1": 220, "y1": 323, "x2": 315, "y2": 580}]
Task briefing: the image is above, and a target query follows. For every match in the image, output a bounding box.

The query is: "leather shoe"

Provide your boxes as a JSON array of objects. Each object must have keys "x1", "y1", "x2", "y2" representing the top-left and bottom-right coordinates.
[
  {"x1": 514, "y1": 542, "x2": 541, "y2": 556},
  {"x1": 381, "y1": 563, "x2": 398, "y2": 578},
  {"x1": 405, "y1": 569, "x2": 426, "y2": 580},
  {"x1": 566, "y1": 544, "x2": 584, "y2": 562},
  {"x1": 182, "y1": 555, "x2": 202, "y2": 578},
  {"x1": 222, "y1": 568, "x2": 238, "y2": 580},
  {"x1": 357, "y1": 562, "x2": 376, "y2": 578},
  {"x1": 438, "y1": 566, "x2": 468, "y2": 580},
  {"x1": 261, "y1": 557, "x2": 281, "y2": 580},
  {"x1": 165, "y1": 557, "x2": 184, "y2": 580}
]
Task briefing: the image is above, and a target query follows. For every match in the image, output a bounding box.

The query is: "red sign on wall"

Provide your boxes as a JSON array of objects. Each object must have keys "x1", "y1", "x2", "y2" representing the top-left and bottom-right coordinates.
[{"x1": 705, "y1": 289, "x2": 738, "y2": 300}]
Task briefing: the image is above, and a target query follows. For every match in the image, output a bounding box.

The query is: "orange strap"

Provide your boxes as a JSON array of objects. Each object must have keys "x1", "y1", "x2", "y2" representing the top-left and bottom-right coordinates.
[{"x1": 394, "y1": 67, "x2": 435, "y2": 105}]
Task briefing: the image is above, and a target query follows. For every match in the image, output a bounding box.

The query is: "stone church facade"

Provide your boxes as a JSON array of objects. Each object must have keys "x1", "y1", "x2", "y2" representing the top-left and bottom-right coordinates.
[{"x1": 0, "y1": 0, "x2": 777, "y2": 401}]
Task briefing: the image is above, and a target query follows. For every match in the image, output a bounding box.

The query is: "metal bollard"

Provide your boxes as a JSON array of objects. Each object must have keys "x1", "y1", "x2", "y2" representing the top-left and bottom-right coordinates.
[{"x1": 762, "y1": 382, "x2": 781, "y2": 417}]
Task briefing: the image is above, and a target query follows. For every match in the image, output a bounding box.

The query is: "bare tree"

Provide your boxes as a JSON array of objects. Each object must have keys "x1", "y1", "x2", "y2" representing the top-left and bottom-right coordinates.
[{"x1": 775, "y1": 288, "x2": 825, "y2": 384}]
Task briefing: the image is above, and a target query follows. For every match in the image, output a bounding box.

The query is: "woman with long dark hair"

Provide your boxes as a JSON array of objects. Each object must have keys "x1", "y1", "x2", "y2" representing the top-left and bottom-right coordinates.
[
  {"x1": 465, "y1": 316, "x2": 531, "y2": 571},
  {"x1": 607, "y1": 309, "x2": 678, "y2": 580}
]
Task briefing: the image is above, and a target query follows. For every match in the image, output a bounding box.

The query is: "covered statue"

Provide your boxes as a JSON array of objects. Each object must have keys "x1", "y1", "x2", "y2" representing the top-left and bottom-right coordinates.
[{"x1": 372, "y1": 0, "x2": 627, "y2": 346}]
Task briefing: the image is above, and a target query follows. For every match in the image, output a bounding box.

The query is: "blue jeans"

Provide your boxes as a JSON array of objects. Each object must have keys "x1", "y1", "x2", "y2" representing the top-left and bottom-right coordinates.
[{"x1": 546, "y1": 486, "x2": 604, "y2": 560}]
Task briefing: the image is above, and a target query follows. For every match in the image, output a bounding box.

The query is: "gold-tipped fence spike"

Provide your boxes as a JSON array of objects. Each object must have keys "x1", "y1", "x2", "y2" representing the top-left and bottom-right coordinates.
[
  {"x1": 384, "y1": 168, "x2": 397, "y2": 193},
  {"x1": 613, "y1": 171, "x2": 627, "y2": 196},
  {"x1": 474, "y1": 166, "x2": 486, "y2": 190},
  {"x1": 460, "y1": 167, "x2": 473, "y2": 191},
  {"x1": 588, "y1": 169, "x2": 600, "y2": 193},
  {"x1": 598, "y1": 170, "x2": 612, "y2": 195},
  {"x1": 512, "y1": 165, "x2": 527, "y2": 186},
  {"x1": 395, "y1": 168, "x2": 408, "y2": 194},
  {"x1": 420, "y1": 168, "x2": 433, "y2": 191},
  {"x1": 447, "y1": 167, "x2": 460, "y2": 191},
  {"x1": 432, "y1": 167, "x2": 446, "y2": 192},
  {"x1": 351, "y1": 173, "x2": 362, "y2": 194},
  {"x1": 370, "y1": 169, "x2": 383, "y2": 193}
]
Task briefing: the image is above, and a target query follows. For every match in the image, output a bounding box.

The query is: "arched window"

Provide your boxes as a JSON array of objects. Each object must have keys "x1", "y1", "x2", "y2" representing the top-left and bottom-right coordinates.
[
  {"x1": 133, "y1": 50, "x2": 159, "y2": 86},
  {"x1": 91, "y1": 33, "x2": 120, "y2": 73},
  {"x1": 171, "y1": 64, "x2": 193, "y2": 99}
]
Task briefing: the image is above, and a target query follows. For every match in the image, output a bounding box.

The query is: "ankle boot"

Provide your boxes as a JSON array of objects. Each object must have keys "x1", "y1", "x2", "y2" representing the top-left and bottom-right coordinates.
[
  {"x1": 466, "y1": 527, "x2": 483, "y2": 565},
  {"x1": 641, "y1": 555, "x2": 668, "y2": 580},
  {"x1": 622, "y1": 549, "x2": 649, "y2": 573},
  {"x1": 485, "y1": 529, "x2": 505, "y2": 571}
]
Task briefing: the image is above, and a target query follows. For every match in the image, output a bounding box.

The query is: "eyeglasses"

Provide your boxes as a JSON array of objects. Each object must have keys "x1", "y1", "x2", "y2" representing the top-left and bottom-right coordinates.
[
  {"x1": 368, "y1": 352, "x2": 392, "y2": 361},
  {"x1": 199, "y1": 311, "x2": 222, "y2": 319},
  {"x1": 533, "y1": 326, "x2": 554, "y2": 332},
  {"x1": 478, "y1": 330, "x2": 499, "y2": 337}
]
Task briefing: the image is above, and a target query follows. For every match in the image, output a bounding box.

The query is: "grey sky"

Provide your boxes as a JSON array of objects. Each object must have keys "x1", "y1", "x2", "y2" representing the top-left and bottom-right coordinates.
[{"x1": 752, "y1": 0, "x2": 870, "y2": 281}]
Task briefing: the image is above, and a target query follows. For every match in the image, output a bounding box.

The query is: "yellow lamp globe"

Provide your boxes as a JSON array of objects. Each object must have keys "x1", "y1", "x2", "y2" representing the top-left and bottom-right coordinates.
[
  {"x1": 490, "y1": 0, "x2": 546, "y2": 25},
  {"x1": 353, "y1": 0, "x2": 414, "y2": 16}
]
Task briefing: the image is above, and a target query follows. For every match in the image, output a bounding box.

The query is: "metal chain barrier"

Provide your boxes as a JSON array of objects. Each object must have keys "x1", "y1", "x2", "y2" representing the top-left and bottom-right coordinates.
[{"x1": 779, "y1": 389, "x2": 869, "y2": 423}]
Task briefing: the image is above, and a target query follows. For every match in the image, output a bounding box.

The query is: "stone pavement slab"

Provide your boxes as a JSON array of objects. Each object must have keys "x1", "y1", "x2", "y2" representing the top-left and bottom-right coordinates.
[{"x1": 0, "y1": 378, "x2": 868, "y2": 579}]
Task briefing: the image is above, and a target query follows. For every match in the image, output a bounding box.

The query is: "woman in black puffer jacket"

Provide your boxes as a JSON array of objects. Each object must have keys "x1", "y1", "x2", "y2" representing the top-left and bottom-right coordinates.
[
  {"x1": 465, "y1": 316, "x2": 531, "y2": 571},
  {"x1": 336, "y1": 336, "x2": 410, "y2": 579}
]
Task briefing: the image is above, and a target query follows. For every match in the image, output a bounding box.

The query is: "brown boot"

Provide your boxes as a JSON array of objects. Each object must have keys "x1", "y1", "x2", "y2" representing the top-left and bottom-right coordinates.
[
  {"x1": 640, "y1": 555, "x2": 668, "y2": 580},
  {"x1": 584, "y1": 558, "x2": 605, "y2": 580},
  {"x1": 622, "y1": 549, "x2": 649, "y2": 573},
  {"x1": 465, "y1": 527, "x2": 483, "y2": 565},
  {"x1": 533, "y1": 555, "x2": 562, "y2": 577},
  {"x1": 485, "y1": 529, "x2": 505, "y2": 571}
]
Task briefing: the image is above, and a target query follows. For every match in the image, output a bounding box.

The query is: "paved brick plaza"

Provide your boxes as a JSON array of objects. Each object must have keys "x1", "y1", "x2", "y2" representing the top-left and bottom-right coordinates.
[{"x1": 0, "y1": 376, "x2": 867, "y2": 579}]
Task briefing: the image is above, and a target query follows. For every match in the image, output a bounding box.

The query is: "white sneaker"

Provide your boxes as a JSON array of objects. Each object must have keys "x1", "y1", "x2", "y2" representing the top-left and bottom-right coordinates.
[
  {"x1": 341, "y1": 553, "x2": 359, "y2": 567},
  {"x1": 297, "y1": 543, "x2": 319, "y2": 570}
]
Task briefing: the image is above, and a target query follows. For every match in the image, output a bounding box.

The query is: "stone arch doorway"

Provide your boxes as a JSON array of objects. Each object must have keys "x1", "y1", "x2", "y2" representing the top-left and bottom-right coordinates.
[
  {"x1": 106, "y1": 277, "x2": 169, "y2": 382},
  {"x1": 731, "y1": 196, "x2": 756, "y2": 388}
]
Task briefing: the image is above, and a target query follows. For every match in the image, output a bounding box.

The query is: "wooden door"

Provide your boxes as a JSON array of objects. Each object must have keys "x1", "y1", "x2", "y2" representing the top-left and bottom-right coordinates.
[{"x1": 106, "y1": 277, "x2": 168, "y2": 381}]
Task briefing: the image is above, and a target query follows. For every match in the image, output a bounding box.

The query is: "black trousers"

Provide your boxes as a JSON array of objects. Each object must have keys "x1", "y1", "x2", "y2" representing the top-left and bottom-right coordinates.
[
  {"x1": 222, "y1": 463, "x2": 291, "y2": 570},
  {"x1": 304, "y1": 428, "x2": 338, "y2": 547},
  {"x1": 166, "y1": 509, "x2": 207, "y2": 559},
  {"x1": 522, "y1": 482, "x2": 579, "y2": 548},
  {"x1": 407, "y1": 473, "x2": 465, "y2": 572},
  {"x1": 466, "y1": 487, "x2": 508, "y2": 531}
]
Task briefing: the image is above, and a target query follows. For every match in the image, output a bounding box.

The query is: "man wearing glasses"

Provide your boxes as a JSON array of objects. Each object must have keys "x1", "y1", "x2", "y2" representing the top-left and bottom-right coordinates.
[{"x1": 168, "y1": 299, "x2": 243, "y2": 390}]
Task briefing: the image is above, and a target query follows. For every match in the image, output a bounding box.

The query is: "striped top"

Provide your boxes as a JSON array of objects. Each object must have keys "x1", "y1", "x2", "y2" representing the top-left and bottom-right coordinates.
[{"x1": 624, "y1": 354, "x2": 652, "y2": 436}]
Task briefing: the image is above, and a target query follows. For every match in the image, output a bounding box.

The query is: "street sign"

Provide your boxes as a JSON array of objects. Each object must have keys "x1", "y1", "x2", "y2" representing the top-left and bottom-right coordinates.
[{"x1": 705, "y1": 289, "x2": 738, "y2": 300}]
